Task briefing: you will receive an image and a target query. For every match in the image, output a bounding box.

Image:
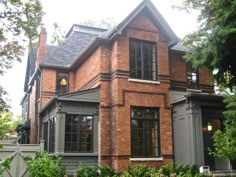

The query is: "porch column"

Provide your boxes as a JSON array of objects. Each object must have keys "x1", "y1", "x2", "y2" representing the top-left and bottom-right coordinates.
[{"x1": 55, "y1": 113, "x2": 65, "y2": 153}]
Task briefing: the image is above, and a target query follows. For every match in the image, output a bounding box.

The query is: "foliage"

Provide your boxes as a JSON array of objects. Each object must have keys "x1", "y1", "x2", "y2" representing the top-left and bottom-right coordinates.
[
  {"x1": 179, "y1": 0, "x2": 236, "y2": 90},
  {"x1": 27, "y1": 152, "x2": 66, "y2": 177},
  {"x1": 50, "y1": 22, "x2": 65, "y2": 45},
  {"x1": 76, "y1": 165, "x2": 99, "y2": 177},
  {"x1": 122, "y1": 164, "x2": 151, "y2": 177},
  {"x1": 0, "y1": 112, "x2": 20, "y2": 140},
  {"x1": 211, "y1": 89, "x2": 236, "y2": 160},
  {"x1": 0, "y1": 0, "x2": 43, "y2": 113},
  {"x1": 79, "y1": 17, "x2": 117, "y2": 29},
  {"x1": 76, "y1": 165, "x2": 119, "y2": 177},
  {"x1": 0, "y1": 158, "x2": 11, "y2": 177}
]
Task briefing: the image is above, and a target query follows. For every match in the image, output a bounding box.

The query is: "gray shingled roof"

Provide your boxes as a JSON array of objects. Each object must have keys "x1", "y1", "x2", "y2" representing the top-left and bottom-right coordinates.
[
  {"x1": 40, "y1": 0, "x2": 181, "y2": 69},
  {"x1": 41, "y1": 32, "x2": 98, "y2": 68},
  {"x1": 171, "y1": 42, "x2": 190, "y2": 52}
]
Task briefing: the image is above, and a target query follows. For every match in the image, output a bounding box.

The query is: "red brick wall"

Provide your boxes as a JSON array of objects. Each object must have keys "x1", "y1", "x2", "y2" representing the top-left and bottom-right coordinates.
[
  {"x1": 169, "y1": 50, "x2": 214, "y2": 92},
  {"x1": 29, "y1": 81, "x2": 37, "y2": 144},
  {"x1": 74, "y1": 47, "x2": 102, "y2": 90},
  {"x1": 41, "y1": 69, "x2": 56, "y2": 108},
  {"x1": 169, "y1": 52, "x2": 187, "y2": 82},
  {"x1": 98, "y1": 10, "x2": 173, "y2": 170}
]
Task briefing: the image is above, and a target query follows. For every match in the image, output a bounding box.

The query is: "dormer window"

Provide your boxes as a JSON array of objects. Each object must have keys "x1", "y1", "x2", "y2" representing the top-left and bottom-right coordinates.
[
  {"x1": 129, "y1": 39, "x2": 157, "y2": 81},
  {"x1": 187, "y1": 63, "x2": 199, "y2": 89},
  {"x1": 56, "y1": 72, "x2": 69, "y2": 94}
]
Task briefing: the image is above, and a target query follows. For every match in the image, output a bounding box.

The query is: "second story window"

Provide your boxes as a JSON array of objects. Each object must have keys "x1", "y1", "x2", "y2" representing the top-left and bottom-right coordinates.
[
  {"x1": 129, "y1": 39, "x2": 157, "y2": 81},
  {"x1": 56, "y1": 72, "x2": 68, "y2": 94},
  {"x1": 186, "y1": 63, "x2": 199, "y2": 89}
]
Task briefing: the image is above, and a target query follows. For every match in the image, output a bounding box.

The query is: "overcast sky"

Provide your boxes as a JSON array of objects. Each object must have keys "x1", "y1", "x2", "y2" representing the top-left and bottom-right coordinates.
[{"x1": 1, "y1": 0, "x2": 199, "y2": 117}]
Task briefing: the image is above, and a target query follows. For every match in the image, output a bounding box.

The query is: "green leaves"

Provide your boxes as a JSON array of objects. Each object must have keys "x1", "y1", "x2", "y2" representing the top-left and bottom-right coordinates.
[
  {"x1": 181, "y1": 0, "x2": 236, "y2": 90},
  {"x1": 27, "y1": 152, "x2": 66, "y2": 177},
  {"x1": 0, "y1": 0, "x2": 43, "y2": 114},
  {"x1": 211, "y1": 89, "x2": 236, "y2": 160}
]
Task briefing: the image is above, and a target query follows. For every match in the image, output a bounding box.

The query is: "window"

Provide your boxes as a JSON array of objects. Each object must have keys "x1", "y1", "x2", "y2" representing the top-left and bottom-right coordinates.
[
  {"x1": 186, "y1": 63, "x2": 199, "y2": 89},
  {"x1": 43, "y1": 122, "x2": 48, "y2": 151},
  {"x1": 129, "y1": 39, "x2": 157, "y2": 81},
  {"x1": 65, "y1": 114, "x2": 93, "y2": 153},
  {"x1": 49, "y1": 118, "x2": 55, "y2": 153},
  {"x1": 56, "y1": 72, "x2": 68, "y2": 94},
  {"x1": 131, "y1": 107, "x2": 160, "y2": 158}
]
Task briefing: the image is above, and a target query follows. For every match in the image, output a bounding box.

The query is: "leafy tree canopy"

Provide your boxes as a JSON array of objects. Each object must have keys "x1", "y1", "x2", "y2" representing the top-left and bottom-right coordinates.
[
  {"x1": 180, "y1": 0, "x2": 236, "y2": 90},
  {"x1": 0, "y1": 0, "x2": 43, "y2": 112},
  {"x1": 0, "y1": 112, "x2": 21, "y2": 140}
]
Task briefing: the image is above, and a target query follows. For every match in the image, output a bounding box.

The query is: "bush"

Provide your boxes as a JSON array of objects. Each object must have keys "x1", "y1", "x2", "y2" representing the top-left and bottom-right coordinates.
[
  {"x1": 27, "y1": 152, "x2": 66, "y2": 177},
  {"x1": 77, "y1": 165, "x2": 98, "y2": 177}
]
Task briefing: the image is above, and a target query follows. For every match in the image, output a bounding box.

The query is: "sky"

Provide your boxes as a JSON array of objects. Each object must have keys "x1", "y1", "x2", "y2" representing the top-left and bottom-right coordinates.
[{"x1": 1, "y1": 0, "x2": 199, "y2": 117}]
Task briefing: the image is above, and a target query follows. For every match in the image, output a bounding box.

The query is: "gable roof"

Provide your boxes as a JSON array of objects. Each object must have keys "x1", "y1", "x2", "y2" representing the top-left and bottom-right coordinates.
[
  {"x1": 39, "y1": 0, "x2": 179, "y2": 70},
  {"x1": 107, "y1": 0, "x2": 178, "y2": 45},
  {"x1": 41, "y1": 31, "x2": 97, "y2": 68}
]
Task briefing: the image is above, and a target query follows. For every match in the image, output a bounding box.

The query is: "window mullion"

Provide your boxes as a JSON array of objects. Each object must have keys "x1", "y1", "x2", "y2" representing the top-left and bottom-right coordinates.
[{"x1": 141, "y1": 42, "x2": 144, "y2": 79}]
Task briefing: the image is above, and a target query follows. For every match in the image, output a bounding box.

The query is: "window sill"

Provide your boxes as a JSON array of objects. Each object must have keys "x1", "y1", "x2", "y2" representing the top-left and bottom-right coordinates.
[
  {"x1": 186, "y1": 88, "x2": 202, "y2": 93},
  {"x1": 53, "y1": 152, "x2": 98, "y2": 156},
  {"x1": 130, "y1": 157, "x2": 163, "y2": 162},
  {"x1": 128, "y1": 78, "x2": 160, "y2": 85}
]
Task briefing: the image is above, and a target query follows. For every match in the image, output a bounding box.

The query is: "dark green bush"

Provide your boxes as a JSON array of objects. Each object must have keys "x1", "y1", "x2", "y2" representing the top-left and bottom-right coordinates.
[
  {"x1": 27, "y1": 152, "x2": 66, "y2": 177},
  {"x1": 99, "y1": 165, "x2": 119, "y2": 177},
  {"x1": 77, "y1": 165, "x2": 98, "y2": 177}
]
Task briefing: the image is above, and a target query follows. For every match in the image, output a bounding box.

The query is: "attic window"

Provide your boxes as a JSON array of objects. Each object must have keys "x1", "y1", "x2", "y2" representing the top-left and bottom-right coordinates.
[
  {"x1": 129, "y1": 39, "x2": 157, "y2": 81},
  {"x1": 56, "y1": 72, "x2": 69, "y2": 94}
]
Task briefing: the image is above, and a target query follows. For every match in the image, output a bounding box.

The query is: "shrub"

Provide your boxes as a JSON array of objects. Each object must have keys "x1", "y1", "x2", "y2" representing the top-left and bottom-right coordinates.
[
  {"x1": 99, "y1": 165, "x2": 119, "y2": 177},
  {"x1": 121, "y1": 164, "x2": 151, "y2": 177},
  {"x1": 76, "y1": 165, "x2": 98, "y2": 177},
  {"x1": 27, "y1": 152, "x2": 66, "y2": 177}
]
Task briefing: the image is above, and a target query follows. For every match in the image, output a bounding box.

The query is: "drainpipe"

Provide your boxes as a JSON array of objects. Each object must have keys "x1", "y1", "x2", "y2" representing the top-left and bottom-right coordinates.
[{"x1": 171, "y1": 104, "x2": 176, "y2": 167}]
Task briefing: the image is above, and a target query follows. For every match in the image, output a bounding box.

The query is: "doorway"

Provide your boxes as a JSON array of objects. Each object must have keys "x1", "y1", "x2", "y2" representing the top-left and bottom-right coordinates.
[{"x1": 202, "y1": 108, "x2": 224, "y2": 170}]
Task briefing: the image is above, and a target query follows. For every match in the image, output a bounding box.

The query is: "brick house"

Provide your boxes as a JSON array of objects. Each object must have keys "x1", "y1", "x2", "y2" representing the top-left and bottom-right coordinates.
[{"x1": 18, "y1": 0, "x2": 232, "y2": 172}]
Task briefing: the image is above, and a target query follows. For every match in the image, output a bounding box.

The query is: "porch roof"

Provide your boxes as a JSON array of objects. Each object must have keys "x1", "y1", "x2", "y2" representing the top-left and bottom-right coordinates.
[{"x1": 40, "y1": 87, "x2": 100, "y2": 115}]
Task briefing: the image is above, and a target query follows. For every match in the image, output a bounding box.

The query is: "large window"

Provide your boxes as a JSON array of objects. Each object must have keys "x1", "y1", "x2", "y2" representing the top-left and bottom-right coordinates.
[
  {"x1": 56, "y1": 72, "x2": 68, "y2": 94},
  {"x1": 129, "y1": 39, "x2": 157, "y2": 81},
  {"x1": 186, "y1": 63, "x2": 199, "y2": 89},
  {"x1": 65, "y1": 114, "x2": 93, "y2": 153},
  {"x1": 131, "y1": 106, "x2": 160, "y2": 158}
]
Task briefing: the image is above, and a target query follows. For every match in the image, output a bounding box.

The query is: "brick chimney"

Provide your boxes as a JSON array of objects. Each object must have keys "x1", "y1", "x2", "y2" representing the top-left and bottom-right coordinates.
[{"x1": 36, "y1": 27, "x2": 47, "y2": 67}]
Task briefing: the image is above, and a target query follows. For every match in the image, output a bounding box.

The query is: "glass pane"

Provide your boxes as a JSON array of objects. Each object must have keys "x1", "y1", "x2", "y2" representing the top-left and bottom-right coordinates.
[
  {"x1": 65, "y1": 134, "x2": 71, "y2": 142},
  {"x1": 131, "y1": 107, "x2": 159, "y2": 157}
]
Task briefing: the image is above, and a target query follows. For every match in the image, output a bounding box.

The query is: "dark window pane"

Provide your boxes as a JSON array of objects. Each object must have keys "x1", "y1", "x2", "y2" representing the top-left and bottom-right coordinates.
[
  {"x1": 131, "y1": 107, "x2": 159, "y2": 158},
  {"x1": 64, "y1": 114, "x2": 94, "y2": 153},
  {"x1": 130, "y1": 39, "x2": 157, "y2": 81}
]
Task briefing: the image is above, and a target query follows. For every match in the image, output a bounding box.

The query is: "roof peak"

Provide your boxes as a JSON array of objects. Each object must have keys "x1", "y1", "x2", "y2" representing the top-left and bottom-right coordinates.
[{"x1": 65, "y1": 24, "x2": 108, "y2": 38}]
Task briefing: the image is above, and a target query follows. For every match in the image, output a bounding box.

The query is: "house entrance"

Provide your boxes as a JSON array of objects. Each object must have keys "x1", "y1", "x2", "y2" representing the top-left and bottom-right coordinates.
[{"x1": 202, "y1": 108, "x2": 224, "y2": 170}]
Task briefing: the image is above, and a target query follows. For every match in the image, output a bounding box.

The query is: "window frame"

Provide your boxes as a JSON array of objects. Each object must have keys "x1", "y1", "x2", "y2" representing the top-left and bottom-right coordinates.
[
  {"x1": 186, "y1": 63, "x2": 199, "y2": 89},
  {"x1": 129, "y1": 38, "x2": 158, "y2": 81},
  {"x1": 130, "y1": 106, "x2": 160, "y2": 158},
  {"x1": 64, "y1": 114, "x2": 94, "y2": 153},
  {"x1": 56, "y1": 72, "x2": 69, "y2": 95}
]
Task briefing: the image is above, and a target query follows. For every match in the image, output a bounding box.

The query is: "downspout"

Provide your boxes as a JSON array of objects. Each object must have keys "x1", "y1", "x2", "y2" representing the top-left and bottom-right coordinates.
[{"x1": 171, "y1": 104, "x2": 176, "y2": 166}]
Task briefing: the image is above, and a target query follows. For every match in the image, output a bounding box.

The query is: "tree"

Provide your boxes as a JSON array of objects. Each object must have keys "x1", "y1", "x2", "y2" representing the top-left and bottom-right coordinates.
[
  {"x1": 0, "y1": 0, "x2": 43, "y2": 113},
  {"x1": 211, "y1": 89, "x2": 236, "y2": 166},
  {"x1": 0, "y1": 112, "x2": 21, "y2": 140},
  {"x1": 79, "y1": 17, "x2": 117, "y2": 29},
  {"x1": 180, "y1": 0, "x2": 236, "y2": 90},
  {"x1": 50, "y1": 22, "x2": 65, "y2": 45}
]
